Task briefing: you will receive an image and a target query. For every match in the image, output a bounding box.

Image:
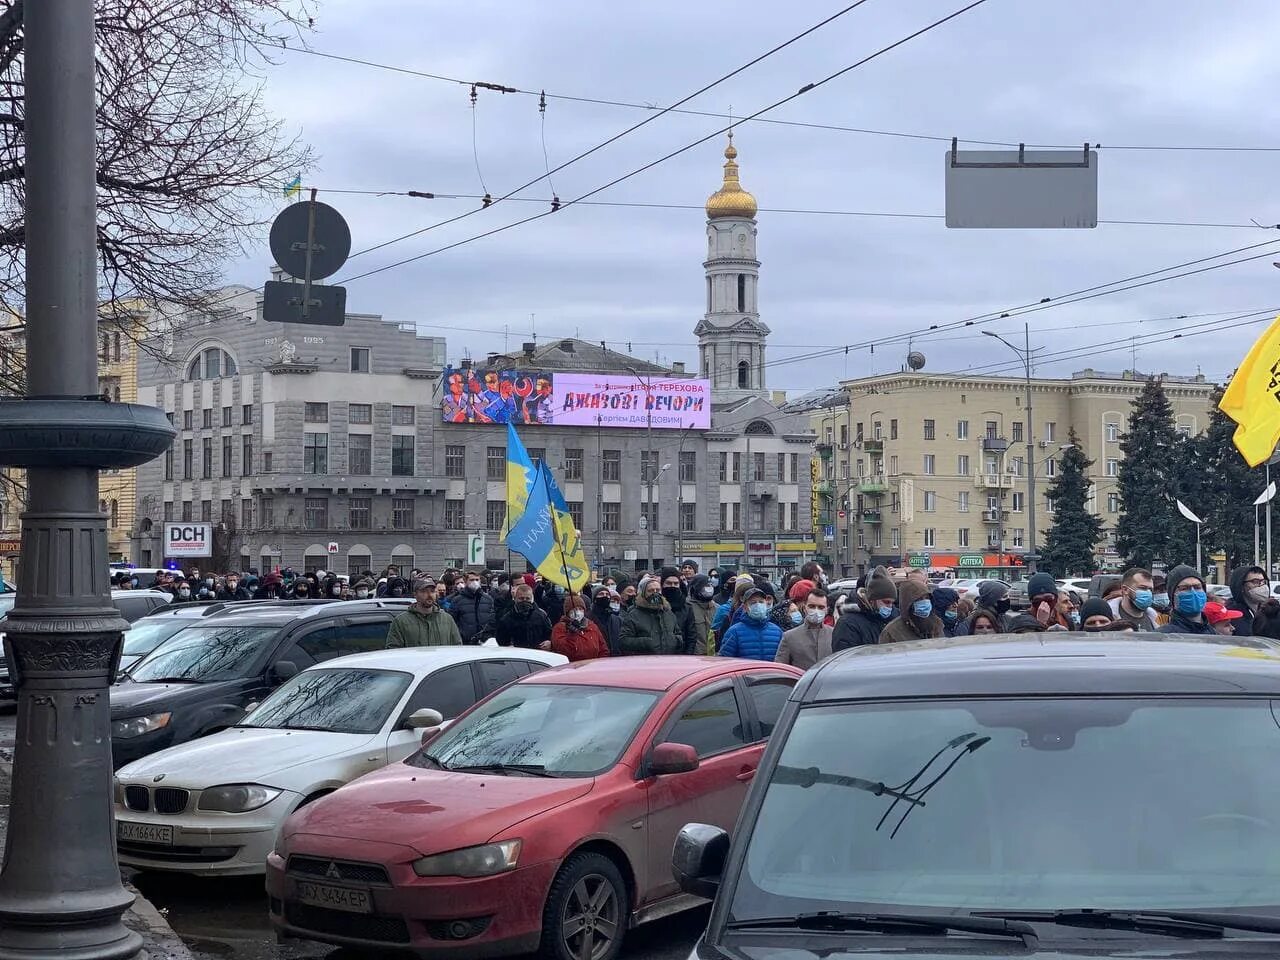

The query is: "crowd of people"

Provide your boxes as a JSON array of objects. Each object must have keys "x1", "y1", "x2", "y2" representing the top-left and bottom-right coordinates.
[{"x1": 111, "y1": 557, "x2": 1280, "y2": 669}]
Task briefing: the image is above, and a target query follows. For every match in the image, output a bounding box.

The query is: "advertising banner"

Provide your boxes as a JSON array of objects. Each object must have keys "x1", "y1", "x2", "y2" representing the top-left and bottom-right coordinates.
[
  {"x1": 551, "y1": 374, "x2": 711, "y2": 429},
  {"x1": 165, "y1": 523, "x2": 212, "y2": 558},
  {"x1": 441, "y1": 366, "x2": 555, "y2": 425}
]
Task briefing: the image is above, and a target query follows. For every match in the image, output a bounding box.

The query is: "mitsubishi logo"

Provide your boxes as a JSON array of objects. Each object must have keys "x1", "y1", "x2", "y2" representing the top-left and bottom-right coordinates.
[{"x1": 325, "y1": 862, "x2": 341, "y2": 880}]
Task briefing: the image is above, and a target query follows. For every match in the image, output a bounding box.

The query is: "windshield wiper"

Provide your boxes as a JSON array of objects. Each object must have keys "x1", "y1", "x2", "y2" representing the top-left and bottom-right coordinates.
[
  {"x1": 725, "y1": 911, "x2": 1037, "y2": 946},
  {"x1": 449, "y1": 762, "x2": 556, "y2": 778},
  {"x1": 137, "y1": 676, "x2": 200, "y2": 684},
  {"x1": 977, "y1": 909, "x2": 1280, "y2": 938}
]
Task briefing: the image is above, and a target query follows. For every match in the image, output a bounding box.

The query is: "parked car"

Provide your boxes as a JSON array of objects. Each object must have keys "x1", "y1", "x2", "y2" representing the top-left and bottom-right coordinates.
[
  {"x1": 1056, "y1": 577, "x2": 1092, "y2": 599},
  {"x1": 266, "y1": 656, "x2": 803, "y2": 958},
  {"x1": 674, "y1": 633, "x2": 1280, "y2": 959},
  {"x1": 109, "y1": 598, "x2": 410, "y2": 769},
  {"x1": 957, "y1": 578, "x2": 1008, "y2": 603},
  {"x1": 117, "y1": 602, "x2": 230, "y2": 676},
  {"x1": 114, "y1": 645, "x2": 567, "y2": 876}
]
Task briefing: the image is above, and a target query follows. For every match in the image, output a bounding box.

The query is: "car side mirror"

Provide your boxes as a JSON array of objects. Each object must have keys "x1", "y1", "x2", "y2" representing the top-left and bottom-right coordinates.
[
  {"x1": 420, "y1": 727, "x2": 443, "y2": 747},
  {"x1": 649, "y1": 741, "x2": 699, "y2": 776},
  {"x1": 405, "y1": 707, "x2": 444, "y2": 730},
  {"x1": 270, "y1": 661, "x2": 298, "y2": 683},
  {"x1": 673, "y1": 822, "x2": 729, "y2": 900}
]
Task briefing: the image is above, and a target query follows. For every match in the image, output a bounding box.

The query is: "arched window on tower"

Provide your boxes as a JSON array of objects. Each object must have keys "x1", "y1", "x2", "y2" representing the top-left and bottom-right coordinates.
[
  {"x1": 737, "y1": 274, "x2": 746, "y2": 312},
  {"x1": 737, "y1": 360, "x2": 750, "y2": 389},
  {"x1": 707, "y1": 277, "x2": 712, "y2": 313}
]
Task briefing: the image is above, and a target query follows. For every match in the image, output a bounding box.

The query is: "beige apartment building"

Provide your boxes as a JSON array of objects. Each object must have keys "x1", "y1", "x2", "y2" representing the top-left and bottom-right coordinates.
[{"x1": 810, "y1": 369, "x2": 1216, "y2": 579}]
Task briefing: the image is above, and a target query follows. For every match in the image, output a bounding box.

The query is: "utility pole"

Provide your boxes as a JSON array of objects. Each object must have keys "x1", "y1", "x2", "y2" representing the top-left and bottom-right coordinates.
[
  {"x1": 0, "y1": 1, "x2": 173, "y2": 957},
  {"x1": 627, "y1": 366, "x2": 655, "y2": 569},
  {"x1": 984, "y1": 325, "x2": 1038, "y2": 574}
]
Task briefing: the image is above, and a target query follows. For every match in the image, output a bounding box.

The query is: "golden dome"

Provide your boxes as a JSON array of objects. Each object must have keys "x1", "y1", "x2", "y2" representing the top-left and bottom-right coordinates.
[{"x1": 705, "y1": 132, "x2": 757, "y2": 220}]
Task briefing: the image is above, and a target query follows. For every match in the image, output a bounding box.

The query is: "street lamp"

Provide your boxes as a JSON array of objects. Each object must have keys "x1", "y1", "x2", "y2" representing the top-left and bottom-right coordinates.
[
  {"x1": 625, "y1": 366, "x2": 656, "y2": 569},
  {"x1": 1254, "y1": 478, "x2": 1276, "y2": 573},
  {"x1": 1175, "y1": 499, "x2": 1204, "y2": 574},
  {"x1": 982, "y1": 325, "x2": 1038, "y2": 574}
]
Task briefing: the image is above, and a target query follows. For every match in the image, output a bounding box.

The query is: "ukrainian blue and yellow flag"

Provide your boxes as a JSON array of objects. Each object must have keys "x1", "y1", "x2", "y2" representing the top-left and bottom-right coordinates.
[
  {"x1": 504, "y1": 422, "x2": 537, "y2": 537},
  {"x1": 283, "y1": 174, "x2": 303, "y2": 199},
  {"x1": 506, "y1": 462, "x2": 590, "y2": 591},
  {"x1": 1220, "y1": 312, "x2": 1280, "y2": 466}
]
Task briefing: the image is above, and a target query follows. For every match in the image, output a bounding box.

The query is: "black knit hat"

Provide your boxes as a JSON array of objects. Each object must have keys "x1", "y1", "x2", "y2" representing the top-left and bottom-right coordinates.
[
  {"x1": 1081, "y1": 597, "x2": 1113, "y2": 622},
  {"x1": 865, "y1": 578, "x2": 897, "y2": 603}
]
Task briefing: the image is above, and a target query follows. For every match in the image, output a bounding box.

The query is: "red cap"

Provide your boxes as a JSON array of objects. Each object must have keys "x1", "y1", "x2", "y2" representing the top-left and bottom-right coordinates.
[
  {"x1": 1204, "y1": 601, "x2": 1243, "y2": 625},
  {"x1": 521, "y1": 573, "x2": 537, "y2": 588},
  {"x1": 787, "y1": 579, "x2": 817, "y2": 602}
]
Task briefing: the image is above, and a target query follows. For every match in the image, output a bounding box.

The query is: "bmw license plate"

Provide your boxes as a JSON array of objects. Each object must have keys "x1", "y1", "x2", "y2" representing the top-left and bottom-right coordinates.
[
  {"x1": 293, "y1": 881, "x2": 372, "y2": 914},
  {"x1": 116, "y1": 821, "x2": 173, "y2": 845}
]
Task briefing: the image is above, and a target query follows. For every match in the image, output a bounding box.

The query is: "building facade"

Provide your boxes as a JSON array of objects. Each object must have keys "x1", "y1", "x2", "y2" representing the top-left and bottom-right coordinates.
[{"x1": 810, "y1": 369, "x2": 1216, "y2": 578}]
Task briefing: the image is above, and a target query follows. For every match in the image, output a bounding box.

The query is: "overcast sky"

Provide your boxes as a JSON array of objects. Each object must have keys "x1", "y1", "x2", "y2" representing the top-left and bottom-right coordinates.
[{"x1": 230, "y1": 0, "x2": 1280, "y2": 393}]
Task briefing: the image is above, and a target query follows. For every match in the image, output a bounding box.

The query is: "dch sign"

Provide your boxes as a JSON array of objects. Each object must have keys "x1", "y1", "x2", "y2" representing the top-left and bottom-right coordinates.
[{"x1": 165, "y1": 523, "x2": 212, "y2": 558}]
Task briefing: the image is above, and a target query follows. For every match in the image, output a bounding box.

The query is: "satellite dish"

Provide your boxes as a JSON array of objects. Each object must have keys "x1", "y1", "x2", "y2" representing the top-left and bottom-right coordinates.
[
  {"x1": 907, "y1": 351, "x2": 926, "y2": 371},
  {"x1": 1175, "y1": 500, "x2": 1203, "y2": 524}
]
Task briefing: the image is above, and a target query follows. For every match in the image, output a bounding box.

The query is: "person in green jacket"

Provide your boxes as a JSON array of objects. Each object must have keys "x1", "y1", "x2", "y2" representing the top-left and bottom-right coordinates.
[
  {"x1": 386, "y1": 578, "x2": 463, "y2": 648},
  {"x1": 619, "y1": 578, "x2": 684, "y2": 655}
]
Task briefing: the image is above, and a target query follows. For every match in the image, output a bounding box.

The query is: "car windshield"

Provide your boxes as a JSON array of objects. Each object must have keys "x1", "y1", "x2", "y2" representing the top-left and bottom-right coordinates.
[
  {"x1": 731, "y1": 697, "x2": 1280, "y2": 922},
  {"x1": 128, "y1": 625, "x2": 280, "y2": 683},
  {"x1": 411, "y1": 683, "x2": 660, "y2": 777},
  {"x1": 121, "y1": 618, "x2": 194, "y2": 659},
  {"x1": 241, "y1": 668, "x2": 412, "y2": 734}
]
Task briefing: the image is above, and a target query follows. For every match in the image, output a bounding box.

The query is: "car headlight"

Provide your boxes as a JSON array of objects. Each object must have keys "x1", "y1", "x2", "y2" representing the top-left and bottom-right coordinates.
[
  {"x1": 412, "y1": 840, "x2": 522, "y2": 878},
  {"x1": 113, "y1": 779, "x2": 124, "y2": 805},
  {"x1": 197, "y1": 784, "x2": 283, "y2": 813},
  {"x1": 111, "y1": 713, "x2": 171, "y2": 739}
]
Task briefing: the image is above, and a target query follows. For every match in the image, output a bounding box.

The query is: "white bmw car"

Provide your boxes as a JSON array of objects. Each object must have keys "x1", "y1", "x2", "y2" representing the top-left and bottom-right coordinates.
[{"x1": 113, "y1": 644, "x2": 567, "y2": 875}]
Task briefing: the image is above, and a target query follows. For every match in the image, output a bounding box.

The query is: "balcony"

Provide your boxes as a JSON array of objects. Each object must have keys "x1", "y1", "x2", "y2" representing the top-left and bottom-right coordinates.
[
  {"x1": 982, "y1": 509, "x2": 1010, "y2": 523},
  {"x1": 861, "y1": 510, "x2": 882, "y2": 524},
  {"x1": 744, "y1": 481, "x2": 774, "y2": 502},
  {"x1": 973, "y1": 473, "x2": 1014, "y2": 489},
  {"x1": 816, "y1": 443, "x2": 834, "y2": 460},
  {"x1": 860, "y1": 437, "x2": 884, "y2": 454},
  {"x1": 857, "y1": 475, "x2": 890, "y2": 495},
  {"x1": 814, "y1": 479, "x2": 833, "y2": 496},
  {"x1": 981, "y1": 436, "x2": 1009, "y2": 453}
]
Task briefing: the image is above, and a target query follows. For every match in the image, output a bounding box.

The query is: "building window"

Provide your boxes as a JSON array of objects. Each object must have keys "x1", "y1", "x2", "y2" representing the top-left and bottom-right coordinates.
[
  {"x1": 602, "y1": 450, "x2": 621, "y2": 482},
  {"x1": 393, "y1": 498, "x2": 415, "y2": 530},
  {"x1": 1012, "y1": 492, "x2": 1025, "y2": 512},
  {"x1": 220, "y1": 498, "x2": 232, "y2": 522},
  {"x1": 737, "y1": 360, "x2": 749, "y2": 390},
  {"x1": 108, "y1": 499, "x2": 119, "y2": 528},
  {"x1": 241, "y1": 499, "x2": 253, "y2": 529},
  {"x1": 640, "y1": 501, "x2": 659, "y2": 532},
  {"x1": 957, "y1": 527, "x2": 969, "y2": 547},
  {"x1": 731, "y1": 502, "x2": 741, "y2": 530},
  {"x1": 486, "y1": 446, "x2": 505, "y2": 481},
  {"x1": 958, "y1": 491, "x2": 969, "y2": 513},
  {"x1": 1044, "y1": 422, "x2": 1056, "y2": 442},
  {"x1": 1108, "y1": 493, "x2": 1120, "y2": 513},
  {"x1": 680, "y1": 451, "x2": 697, "y2": 483},
  {"x1": 1012, "y1": 421, "x2": 1024, "y2": 443},
  {"x1": 956, "y1": 420, "x2": 969, "y2": 440},
  {"x1": 304, "y1": 433, "x2": 328, "y2": 474},
  {"x1": 789, "y1": 453, "x2": 799, "y2": 483},
  {"x1": 527, "y1": 447, "x2": 546, "y2": 465},
  {"x1": 753, "y1": 452, "x2": 765, "y2": 482},
  {"x1": 602, "y1": 502, "x2": 620, "y2": 532},
  {"x1": 486, "y1": 500, "x2": 505, "y2": 531},
  {"x1": 706, "y1": 276, "x2": 712, "y2": 313},
  {"x1": 1045, "y1": 497, "x2": 1057, "y2": 513},
  {"x1": 350, "y1": 347, "x2": 370, "y2": 373},
  {"x1": 731, "y1": 452, "x2": 742, "y2": 482},
  {"x1": 839, "y1": 424, "x2": 849, "y2": 447},
  {"x1": 1044, "y1": 458, "x2": 1056, "y2": 478},
  {"x1": 444, "y1": 445, "x2": 466, "y2": 478},
  {"x1": 260, "y1": 496, "x2": 273, "y2": 527},
  {"x1": 221, "y1": 435, "x2": 233, "y2": 478},
  {"x1": 304, "y1": 497, "x2": 328, "y2": 529},
  {"x1": 957, "y1": 454, "x2": 969, "y2": 475},
  {"x1": 680, "y1": 502, "x2": 697, "y2": 532},
  {"x1": 718, "y1": 452, "x2": 728, "y2": 482},
  {"x1": 241, "y1": 435, "x2": 252, "y2": 477},
  {"x1": 776, "y1": 452, "x2": 786, "y2": 480},
  {"x1": 444, "y1": 500, "x2": 465, "y2": 530},
  {"x1": 923, "y1": 490, "x2": 936, "y2": 512},
  {"x1": 564, "y1": 448, "x2": 584, "y2": 481},
  {"x1": 923, "y1": 527, "x2": 936, "y2": 548},
  {"x1": 983, "y1": 420, "x2": 997, "y2": 439},
  {"x1": 349, "y1": 434, "x2": 371, "y2": 475},
  {"x1": 263, "y1": 451, "x2": 272, "y2": 472},
  {"x1": 242, "y1": 404, "x2": 253, "y2": 425},
  {"x1": 891, "y1": 527, "x2": 900, "y2": 549},
  {"x1": 922, "y1": 419, "x2": 935, "y2": 440},
  {"x1": 889, "y1": 455, "x2": 898, "y2": 476},
  {"x1": 737, "y1": 273, "x2": 746, "y2": 312},
  {"x1": 349, "y1": 403, "x2": 372, "y2": 425},
  {"x1": 1106, "y1": 458, "x2": 1119, "y2": 477},
  {"x1": 348, "y1": 497, "x2": 371, "y2": 529},
  {"x1": 719, "y1": 502, "x2": 729, "y2": 531},
  {"x1": 923, "y1": 454, "x2": 935, "y2": 475},
  {"x1": 392, "y1": 436, "x2": 414, "y2": 476},
  {"x1": 1012, "y1": 528, "x2": 1025, "y2": 548},
  {"x1": 890, "y1": 419, "x2": 898, "y2": 440},
  {"x1": 568, "y1": 501, "x2": 584, "y2": 530},
  {"x1": 777, "y1": 501, "x2": 786, "y2": 530},
  {"x1": 391, "y1": 405, "x2": 415, "y2": 426},
  {"x1": 201, "y1": 437, "x2": 212, "y2": 479},
  {"x1": 182, "y1": 409, "x2": 192, "y2": 430},
  {"x1": 1009, "y1": 456, "x2": 1024, "y2": 476},
  {"x1": 164, "y1": 446, "x2": 174, "y2": 481},
  {"x1": 200, "y1": 500, "x2": 212, "y2": 522},
  {"x1": 1105, "y1": 422, "x2": 1119, "y2": 442},
  {"x1": 202, "y1": 408, "x2": 212, "y2": 429},
  {"x1": 222, "y1": 406, "x2": 232, "y2": 427},
  {"x1": 304, "y1": 402, "x2": 328, "y2": 423},
  {"x1": 181, "y1": 500, "x2": 192, "y2": 522}
]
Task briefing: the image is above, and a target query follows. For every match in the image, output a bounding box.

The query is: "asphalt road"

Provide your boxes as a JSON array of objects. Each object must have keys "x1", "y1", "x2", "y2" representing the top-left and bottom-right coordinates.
[{"x1": 0, "y1": 711, "x2": 705, "y2": 960}]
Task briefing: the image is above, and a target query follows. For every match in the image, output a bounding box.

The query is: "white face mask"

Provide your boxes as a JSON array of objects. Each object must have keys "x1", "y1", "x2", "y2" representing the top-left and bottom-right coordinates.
[
  {"x1": 570, "y1": 609, "x2": 585, "y2": 623},
  {"x1": 356, "y1": 588, "x2": 369, "y2": 598},
  {"x1": 610, "y1": 602, "x2": 621, "y2": 613}
]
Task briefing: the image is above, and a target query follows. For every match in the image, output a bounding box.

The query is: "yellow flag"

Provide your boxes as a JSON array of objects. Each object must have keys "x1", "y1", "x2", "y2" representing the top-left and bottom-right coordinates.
[{"x1": 1218, "y1": 313, "x2": 1280, "y2": 466}]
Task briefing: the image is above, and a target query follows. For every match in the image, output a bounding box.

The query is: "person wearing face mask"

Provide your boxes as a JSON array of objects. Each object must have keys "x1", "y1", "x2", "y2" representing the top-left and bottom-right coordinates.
[
  {"x1": 171, "y1": 579, "x2": 195, "y2": 604},
  {"x1": 1107, "y1": 567, "x2": 1160, "y2": 631},
  {"x1": 551, "y1": 595, "x2": 610, "y2": 661},
  {"x1": 832, "y1": 574, "x2": 897, "y2": 650},
  {"x1": 620, "y1": 584, "x2": 638, "y2": 609},
  {"x1": 931, "y1": 587, "x2": 961, "y2": 637},
  {"x1": 880, "y1": 577, "x2": 944, "y2": 643},
  {"x1": 215, "y1": 574, "x2": 249, "y2": 601},
  {"x1": 588, "y1": 585, "x2": 623, "y2": 655},
  {"x1": 352, "y1": 578, "x2": 375, "y2": 600},
  {"x1": 386, "y1": 578, "x2": 463, "y2": 647},
  {"x1": 1226, "y1": 565, "x2": 1280, "y2": 639},
  {"x1": 450, "y1": 571, "x2": 495, "y2": 644},
  {"x1": 534, "y1": 577, "x2": 566, "y2": 624},
  {"x1": 686, "y1": 574, "x2": 719, "y2": 655},
  {"x1": 490, "y1": 573, "x2": 515, "y2": 619},
  {"x1": 775, "y1": 588, "x2": 834, "y2": 668},
  {"x1": 619, "y1": 578, "x2": 683, "y2": 655},
  {"x1": 291, "y1": 578, "x2": 312, "y2": 600},
  {"x1": 323, "y1": 575, "x2": 344, "y2": 601},
  {"x1": 1157, "y1": 565, "x2": 1215, "y2": 635},
  {"x1": 713, "y1": 575, "x2": 756, "y2": 640},
  {"x1": 719, "y1": 588, "x2": 784, "y2": 661},
  {"x1": 659, "y1": 568, "x2": 698, "y2": 654},
  {"x1": 488, "y1": 583, "x2": 554, "y2": 649},
  {"x1": 1150, "y1": 573, "x2": 1172, "y2": 626}
]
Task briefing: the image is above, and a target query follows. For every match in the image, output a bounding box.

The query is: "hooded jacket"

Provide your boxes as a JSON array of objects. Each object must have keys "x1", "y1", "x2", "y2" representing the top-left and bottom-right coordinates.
[
  {"x1": 619, "y1": 597, "x2": 684, "y2": 655},
  {"x1": 931, "y1": 587, "x2": 961, "y2": 637},
  {"x1": 386, "y1": 604, "x2": 463, "y2": 648},
  {"x1": 687, "y1": 575, "x2": 719, "y2": 655},
  {"x1": 1157, "y1": 564, "x2": 1215, "y2": 635},
  {"x1": 1227, "y1": 565, "x2": 1280, "y2": 639},
  {"x1": 662, "y1": 583, "x2": 699, "y2": 654},
  {"x1": 450, "y1": 585, "x2": 495, "y2": 644},
  {"x1": 720, "y1": 609, "x2": 785, "y2": 661},
  {"x1": 880, "y1": 579, "x2": 945, "y2": 644},
  {"x1": 832, "y1": 592, "x2": 891, "y2": 651}
]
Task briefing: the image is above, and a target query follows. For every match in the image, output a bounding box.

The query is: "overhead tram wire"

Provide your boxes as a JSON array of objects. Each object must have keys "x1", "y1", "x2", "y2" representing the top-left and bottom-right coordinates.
[
  {"x1": 346, "y1": 0, "x2": 880, "y2": 259},
  {"x1": 338, "y1": 0, "x2": 995, "y2": 285}
]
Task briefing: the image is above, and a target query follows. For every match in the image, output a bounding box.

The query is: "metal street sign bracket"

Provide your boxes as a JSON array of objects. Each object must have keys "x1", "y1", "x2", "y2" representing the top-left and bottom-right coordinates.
[{"x1": 950, "y1": 137, "x2": 1092, "y2": 169}]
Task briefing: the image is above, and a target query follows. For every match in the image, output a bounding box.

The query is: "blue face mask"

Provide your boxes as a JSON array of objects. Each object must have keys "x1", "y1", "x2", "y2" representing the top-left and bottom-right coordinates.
[
  {"x1": 1152, "y1": 592, "x2": 1170, "y2": 609},
  {"x1": 748, "y1": 602, "x2": 769, "y2": 621},
  {"x1": 878, "y1": 604, "x2": 895, "y2": 620},
  {"x1": 1131, "y1": 589, "x2": 1153, "y2": 610},
  {"x1": 912, "y1": 599, "x2": 933, "y2": 619},
  {"x1": 1176, "y1": 589, "x2": 1207, "y2": 616},
  {"x1": 789, "y1": 610, "x2": 803, "y2": 626},
  {"x1": 943, "y1": 609, "x2": 958, "y2": 622}
]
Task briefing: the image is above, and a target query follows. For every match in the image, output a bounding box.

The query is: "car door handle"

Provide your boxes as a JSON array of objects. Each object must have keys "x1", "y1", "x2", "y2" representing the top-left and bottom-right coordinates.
[{"x1": 736, "y1": 767, "x2": 757, "y2": 782}]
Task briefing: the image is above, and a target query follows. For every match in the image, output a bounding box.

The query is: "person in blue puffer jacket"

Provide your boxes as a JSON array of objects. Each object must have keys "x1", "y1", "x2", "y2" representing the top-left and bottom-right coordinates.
[{"x1": 719, "y1": 587, "x2": 784, "y2": 661}]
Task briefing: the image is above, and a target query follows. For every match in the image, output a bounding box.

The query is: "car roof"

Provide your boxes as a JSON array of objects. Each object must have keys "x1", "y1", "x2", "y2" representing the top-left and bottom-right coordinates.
[
  {"x1": 800, "y1": 633, "x2": 1280, "y2": 701},
  {"x1": 305, "y1": 646, "x2": 568, "y2": 675},
  {"x1": 112, "y1": 589, "x2": 170, "y2": 599},
  {"x1": 518, "y1": 655, "x2": 773, "y2": 691},
  {"x1": 189, "y1": 598, "x2": 412, "y2": 627}
]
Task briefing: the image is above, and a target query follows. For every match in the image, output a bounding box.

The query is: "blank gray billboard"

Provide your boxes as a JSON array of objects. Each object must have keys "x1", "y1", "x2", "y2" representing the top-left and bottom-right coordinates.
[{"x1": 945, "y1": 145, "x2": 1098, "y2": 228}]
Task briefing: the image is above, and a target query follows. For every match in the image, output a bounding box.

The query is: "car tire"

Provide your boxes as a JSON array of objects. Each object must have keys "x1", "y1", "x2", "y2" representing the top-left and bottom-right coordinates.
[{"x1": 540, "y1": 851, "x2": 627, "y2": 960}]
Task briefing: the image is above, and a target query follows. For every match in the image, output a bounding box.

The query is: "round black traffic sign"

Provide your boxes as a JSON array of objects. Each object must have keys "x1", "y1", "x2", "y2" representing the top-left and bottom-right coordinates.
[{"x1": 269, "y1": 200, "x2": 351, "y2": 281}]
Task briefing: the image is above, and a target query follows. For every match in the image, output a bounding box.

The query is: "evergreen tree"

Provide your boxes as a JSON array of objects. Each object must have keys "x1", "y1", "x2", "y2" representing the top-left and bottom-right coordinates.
[
  {"x1": 1040, "y1": 427, "x2": 1104, "y2": 576},
  {"x1": 1200, "y1": 381, "x2": 1264, "y2": 571},
  {"x1": 1115, "y1": 377, "x2": 1186, "y2": 568}
]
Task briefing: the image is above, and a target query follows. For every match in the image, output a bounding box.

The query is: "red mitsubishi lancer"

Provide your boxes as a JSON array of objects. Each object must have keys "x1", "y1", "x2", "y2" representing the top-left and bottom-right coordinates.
[{"x1": 266, "y1": 656, "x2": 800, "y2": 960}]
